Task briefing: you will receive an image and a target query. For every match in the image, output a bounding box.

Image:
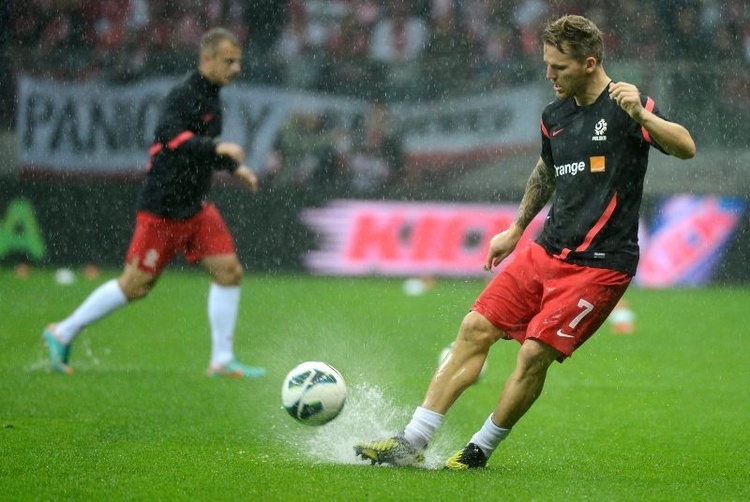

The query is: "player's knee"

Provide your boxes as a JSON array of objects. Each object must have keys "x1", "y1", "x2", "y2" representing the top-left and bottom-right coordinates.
[
  {"x1": 458, "y1": 311, "x2": 503, "y2": 350},
  {"x1": 517, "y1": 340, "x2": 558, "y2": 376},
  {"x1": 119, "y1": 281, "x2": 151, "y2": 301},
  {"x1": 228, "y1": 264, "x2": 243, "y2": 285},
  {"x1": 119, "y1": 263, "x2": 157, "y2": 301},
  {"x1": 129, "y1": 287, "x2": 150, "y2": 301},
  {"x1": 215, "y1": 261, "x2": 243, "y2": 286}
]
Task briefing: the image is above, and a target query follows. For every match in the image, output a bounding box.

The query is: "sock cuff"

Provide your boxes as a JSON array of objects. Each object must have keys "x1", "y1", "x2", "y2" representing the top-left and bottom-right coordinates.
[
  {"x1": 487, "y1": 414, "x2": 511, "y2": 434},
  {"x1": 469, "y1": 414, "x2": 512, "y2": 458},
  {"x1": 106, "y1": 279, "x2": 128, "y2": 304},
  {"x1": 208, "y1": 283, "x2": 241, "y2": 303},
  {"x1": 210, "y1": 283, "x2": 240, "y2": 292},
  {"x1": 415, "y1": 406, "x2": 444, "y2": 421},
  {"x1": 404, "y1": 406, "x2": 444, "y2": 449}
]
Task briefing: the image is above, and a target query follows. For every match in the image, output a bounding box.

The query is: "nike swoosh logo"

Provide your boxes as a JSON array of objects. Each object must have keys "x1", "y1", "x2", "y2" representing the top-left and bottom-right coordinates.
[
  {"x1": 556, "y1": 329, "x2": 574, "y2": 338},
  {"x1": 552, "y1": 128, "x2": 565, "y2": 137}
]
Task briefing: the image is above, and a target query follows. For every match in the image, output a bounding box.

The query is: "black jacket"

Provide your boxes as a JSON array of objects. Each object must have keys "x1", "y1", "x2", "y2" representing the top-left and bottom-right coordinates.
[{"x1": 137, "y1": 71, "x2": 238, "y2": 219}]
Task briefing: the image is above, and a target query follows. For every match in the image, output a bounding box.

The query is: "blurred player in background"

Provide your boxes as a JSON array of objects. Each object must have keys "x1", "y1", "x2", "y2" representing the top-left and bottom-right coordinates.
[
  {"x1": 355, "y1": 15, "x2": 695, "y2": 469},
  {"x1": 42, "y1": 28, "x2": 266, "y2": 378}
]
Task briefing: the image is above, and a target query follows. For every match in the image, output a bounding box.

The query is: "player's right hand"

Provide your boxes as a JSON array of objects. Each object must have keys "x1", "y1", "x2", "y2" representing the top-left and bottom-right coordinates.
[
  {"x1": 609, "y1": 81, "x2": 643, "y2": 120},
  {"x1": 484, "y1": 224, "x2": 523, "y2": 271},
  {"x1": 233, "y1": 165, "x2": 259, "y2": 194},
  {"x1": 215, "y1": 142, "x2": 245, "y2": 164}
]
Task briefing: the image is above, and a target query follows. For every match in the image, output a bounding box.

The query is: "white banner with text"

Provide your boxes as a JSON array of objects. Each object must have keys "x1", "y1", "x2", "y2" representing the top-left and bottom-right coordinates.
[{"x1": 17, "y1": 75, "x2": 544, "y2": 174}]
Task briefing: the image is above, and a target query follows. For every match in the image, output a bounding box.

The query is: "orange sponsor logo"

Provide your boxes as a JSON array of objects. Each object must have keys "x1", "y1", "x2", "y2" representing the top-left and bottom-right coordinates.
[{"x1": 590, "y1": 156, "x2": 606, "y2": 172}]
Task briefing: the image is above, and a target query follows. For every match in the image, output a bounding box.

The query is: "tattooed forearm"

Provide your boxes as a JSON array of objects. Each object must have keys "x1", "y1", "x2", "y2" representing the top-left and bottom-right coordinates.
[{"x1": 514, "y1": 157, "x2": 555, "y2": 230}]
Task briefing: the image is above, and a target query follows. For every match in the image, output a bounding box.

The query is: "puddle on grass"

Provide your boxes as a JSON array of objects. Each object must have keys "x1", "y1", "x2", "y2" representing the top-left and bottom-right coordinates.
[{"x1": 285, "y1": 382, "x2": 457, "y2": 470}]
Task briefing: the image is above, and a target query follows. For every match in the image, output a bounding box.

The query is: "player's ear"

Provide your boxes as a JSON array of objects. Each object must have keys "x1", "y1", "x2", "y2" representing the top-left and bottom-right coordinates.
[{"x1": 585, "y1": 56, "x2": 598, "y2": 73}]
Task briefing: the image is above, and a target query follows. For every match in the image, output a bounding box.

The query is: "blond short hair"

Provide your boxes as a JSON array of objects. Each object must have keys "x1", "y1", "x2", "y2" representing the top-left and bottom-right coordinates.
[
  {"x1": 200, "y1": 28, "x2": 239, "y2": 56},
  {"x1": 542, "y1": 15, "x2": 604, "y2": 64}
]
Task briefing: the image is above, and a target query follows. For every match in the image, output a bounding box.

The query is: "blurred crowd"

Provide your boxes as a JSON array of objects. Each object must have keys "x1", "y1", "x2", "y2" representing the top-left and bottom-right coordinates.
[
  {"x1": 5, "y1": 0, "x2": 749, "y2": 98},
  {"x1": 263, "y1": 102, "x2": 408, "y2": 196},
  {"x1": 1, "y1": 0, "x2": 748, "y2": 193}
]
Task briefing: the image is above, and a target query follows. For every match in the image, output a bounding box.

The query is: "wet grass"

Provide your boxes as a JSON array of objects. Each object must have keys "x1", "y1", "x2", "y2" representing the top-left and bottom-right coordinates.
[{"x1": 1, "y1": 269, "x2": 747, "y2": 500}]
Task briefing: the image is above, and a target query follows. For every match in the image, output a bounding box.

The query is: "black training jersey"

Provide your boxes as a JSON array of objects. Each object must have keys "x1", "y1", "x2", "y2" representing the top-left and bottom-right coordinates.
[
  {"x1": 137, "y1": 71, "x2": 238, "y2": 219},
  {"x1": 536, "y1": 83, "x2": 668, "y2": 275}
]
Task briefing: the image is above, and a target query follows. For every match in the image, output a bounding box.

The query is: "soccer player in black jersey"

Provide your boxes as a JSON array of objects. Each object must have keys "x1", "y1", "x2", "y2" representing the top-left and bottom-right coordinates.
[
  {"x1": 42, "y1": 28, "x2": 267, "y2": 378},
  {"x1": 355, "y1": 15, "x2": 695, "y2": 469}
]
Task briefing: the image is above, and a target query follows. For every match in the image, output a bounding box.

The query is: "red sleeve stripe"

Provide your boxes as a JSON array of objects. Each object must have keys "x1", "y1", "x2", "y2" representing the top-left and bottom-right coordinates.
[
  {"x1": 553, "y1": 191, "x2": 619, "y2": 260},
  {"x1": 167, "y1": 131, "x2": 195, "y2": 150},
  {"x1": 641, "y1": 97, "x2": 655, "y2": 143},
  {"x1": 541, "y1": 119, "x2": 550, "y2": 138}
]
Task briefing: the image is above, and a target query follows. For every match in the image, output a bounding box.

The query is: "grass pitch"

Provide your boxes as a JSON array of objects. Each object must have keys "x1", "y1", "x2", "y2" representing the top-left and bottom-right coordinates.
[{"x1": 1, "y1": 269, "x2": 748, "y2": 500}]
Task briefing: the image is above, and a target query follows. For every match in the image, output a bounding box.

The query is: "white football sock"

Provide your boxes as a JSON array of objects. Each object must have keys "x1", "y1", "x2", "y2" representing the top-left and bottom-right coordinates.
[
  {"x1": 208, "y1": 283, "x2": 240, "y2": 366},
  {"x1": 55, "y1": 279, "x2": 128, "y2": 344},
  {"x1": 403, "y1": 406, "x2": 443, "y2": 450},
  {"x1": 469, "y1": 414, "x2": 511, "y2": 457}
]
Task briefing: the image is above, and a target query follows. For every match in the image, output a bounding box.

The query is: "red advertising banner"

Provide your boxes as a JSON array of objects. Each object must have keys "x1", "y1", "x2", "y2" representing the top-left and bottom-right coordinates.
[
  {"x1": 302, "y1": 200, "x2": 547, "y2": 276},
  {"x1": 303, "y1": 197, "x2": 746, "y2": 284}
]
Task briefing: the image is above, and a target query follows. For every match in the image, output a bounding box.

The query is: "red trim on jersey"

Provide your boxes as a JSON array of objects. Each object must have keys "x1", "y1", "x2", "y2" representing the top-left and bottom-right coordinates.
[
  {"x1": 641, "y1": 97, "x2": 655, "y2": 143},
  {"x1": 554, "y1": 191, "x2": 619, "y2": 259},
  {"x1": 575, "y1": 191, "x2": 618, "y2": 252},
  {"x1": 145, "y1": 132, "x2": 193, "y2": 170},
  {"x1": 167, "y1": 131, "x2": 195, "y2": 149},
  {"x1": 145, "y1": 143, "x2": 162, "y2": 170},
  {"x1": 541, "y1": 119, "x2": 550, "y2": 138}
]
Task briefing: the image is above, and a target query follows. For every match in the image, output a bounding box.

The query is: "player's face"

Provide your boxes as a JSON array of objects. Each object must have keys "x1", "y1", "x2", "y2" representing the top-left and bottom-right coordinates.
[
  {"x1": 543, "y1": 43, "x2": 588, "y2": 101},
  {"x1": 202, "y1": 40, "x2": 242, "y2": 86}
]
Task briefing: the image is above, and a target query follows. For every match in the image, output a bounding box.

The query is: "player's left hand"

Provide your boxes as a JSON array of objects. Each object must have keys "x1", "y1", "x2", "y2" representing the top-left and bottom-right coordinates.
[
  {"x1": 609, "y1": 82, "x2": 644, "y2": 120},
  {"x1": 234, "y1": 165, "x2": 259, "y2": 193}
]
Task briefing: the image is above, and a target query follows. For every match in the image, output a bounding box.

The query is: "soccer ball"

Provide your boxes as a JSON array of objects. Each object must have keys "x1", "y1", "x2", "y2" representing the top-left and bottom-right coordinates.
[
  {"x1": 281, "y1": 361, "x2": 347, "y2": 426},
  {"x1": 438, "y1": 343, "x2": 488, "y2": 379}
]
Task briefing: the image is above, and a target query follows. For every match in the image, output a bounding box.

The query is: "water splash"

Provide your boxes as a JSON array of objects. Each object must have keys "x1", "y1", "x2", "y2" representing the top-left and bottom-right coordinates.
[
  {"x1": 29, "y1": 337, "x2": 109, "y2": 373},
  {"x1": 288, "y1": 382, "x2": 458, "y2": 469}
]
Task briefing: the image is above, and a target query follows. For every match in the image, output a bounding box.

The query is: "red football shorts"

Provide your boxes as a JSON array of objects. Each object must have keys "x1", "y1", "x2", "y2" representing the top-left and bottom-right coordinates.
[
  {"x1": 472, "y1": 242, "x2": 632, "y2": 361},
  {"x1": 125, "y1": 203, "x2": 236, "y2": 275}
]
